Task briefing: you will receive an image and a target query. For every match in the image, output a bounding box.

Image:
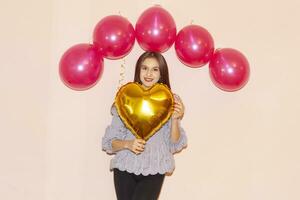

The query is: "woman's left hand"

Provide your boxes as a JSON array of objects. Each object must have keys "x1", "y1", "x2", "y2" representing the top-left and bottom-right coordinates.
[{"x1": 171, "y1": 94, "x2": 185, "y2": 120}]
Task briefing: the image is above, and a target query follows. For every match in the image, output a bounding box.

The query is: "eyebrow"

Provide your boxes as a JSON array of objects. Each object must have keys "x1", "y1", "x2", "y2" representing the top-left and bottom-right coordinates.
[{"x1": 141, "y1": 65, "x2": 159, "y2": 68}]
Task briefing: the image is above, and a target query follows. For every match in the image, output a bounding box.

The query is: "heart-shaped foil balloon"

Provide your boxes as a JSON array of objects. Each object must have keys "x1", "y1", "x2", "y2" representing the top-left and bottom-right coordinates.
[{"x1": 114, "y1": 82, "x2": 174, "y2": 141}]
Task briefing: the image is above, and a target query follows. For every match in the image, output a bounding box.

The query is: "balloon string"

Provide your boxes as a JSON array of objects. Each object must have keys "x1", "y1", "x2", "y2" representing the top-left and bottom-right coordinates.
[
  {"x1": 117, "y1": 59, "x2": 126, "y2": 90},
  {"x1": 118, "y1": 11, "x2": 128, "y2": 20}
]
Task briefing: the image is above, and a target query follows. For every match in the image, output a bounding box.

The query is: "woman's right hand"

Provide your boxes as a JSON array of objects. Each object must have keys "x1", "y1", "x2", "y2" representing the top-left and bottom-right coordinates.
[{"x1": 126, "y1": 139, "x2": 146, "y2": 154}]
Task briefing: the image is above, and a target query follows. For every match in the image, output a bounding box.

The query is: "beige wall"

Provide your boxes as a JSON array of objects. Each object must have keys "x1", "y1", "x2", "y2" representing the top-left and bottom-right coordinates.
[
  {"x1": 1, "y1": 0, "x2": 300, "y2": 199},
  {"x1": 1, "y1": 0, "x2": 51, "y2": 199}
]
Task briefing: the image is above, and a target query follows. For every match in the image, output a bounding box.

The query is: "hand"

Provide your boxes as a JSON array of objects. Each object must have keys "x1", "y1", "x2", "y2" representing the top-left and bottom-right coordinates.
[
  {"x1": 171, "y1": 94, "x2": 185, "y2": 120},
  {"x1": 126, "y1": 139, "x2": 146, "y2": 154}
]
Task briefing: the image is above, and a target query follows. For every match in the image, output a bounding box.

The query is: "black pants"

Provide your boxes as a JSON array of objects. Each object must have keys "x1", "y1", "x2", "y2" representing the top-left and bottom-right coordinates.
[{"x1": 113, "y1": 168, "x2": 165, "y2": 200}]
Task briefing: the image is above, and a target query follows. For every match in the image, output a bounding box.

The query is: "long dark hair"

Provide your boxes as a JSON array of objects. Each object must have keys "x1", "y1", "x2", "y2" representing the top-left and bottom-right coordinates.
[{"x1": 134, "y1": 51, "x2": 171, "y2": 89}]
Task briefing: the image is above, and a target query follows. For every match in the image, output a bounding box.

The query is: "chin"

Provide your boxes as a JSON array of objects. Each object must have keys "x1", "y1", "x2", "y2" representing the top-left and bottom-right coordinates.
[{"x1": 142, "y1": 83, "x2": 154, "y2": 88}]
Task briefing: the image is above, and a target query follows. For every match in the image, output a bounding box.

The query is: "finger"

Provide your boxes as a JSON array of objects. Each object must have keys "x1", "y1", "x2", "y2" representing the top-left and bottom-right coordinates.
[
  {"x1": 175, "y1": 95, "x2": 181, "y2": 101},
  {"x1": 173, "y1": 95, "x2": 180, "y2": 102},
  {"x1": 135, "y1": 147, "x2": 144, "y2": 153},
  {"x1": 173, "y1": 101, "x2": 180, "y2": 106},
  {"x1": 134, "y1": 150, "x2": 141, "y2": 154},
  {"x1": 173, "y1": 100, "x2": 178, "y2": 105},
  {"x1": 134, "y1": 142, "x2": 145, "y2": 149},
  {"x1": 176, "y1": 103, "x2": 184, "y2": 112},
  {"x1": 140, "y1": 139, "x2": 146, "y2": 144},
  {"x1": 175, "y1": 106, "x2": 184, "y2": 113},
  {"x1": 174, "y1": 95, "x2": 180, "y2": 102},
  {"x1": 173, "y1": 108, "x2": 181, "y2": 113},
  {"x1": 138, "y1": 145, "x2": 145, "y2": 150},
  {"x1": 174, "y1": 104, "x2": 182, "y2": 109},
  {"x1": 137, "y1": 143, "x2": 145, "y2": 149},
  {"x1": 134, "y1": 147, "x2": 141, "y2": 153},
  {"x1": 137, "y1": 139, "x2": 146, "y2": 145},
  {"x1": 176, "y1": 98, "x2": 183, "y2": 107},
  {"x1": 174, "y1": 97, "x2": 181, "y2": 104},
  {"x1": 173, "y1": 100, "x2": 178, "y2": 106},
  {"x1": 174, "y1": 99, "x2": 183, "y2": 105},
  {"x1": 134, "y1": 139, "x2": 142, "y2": 145}
]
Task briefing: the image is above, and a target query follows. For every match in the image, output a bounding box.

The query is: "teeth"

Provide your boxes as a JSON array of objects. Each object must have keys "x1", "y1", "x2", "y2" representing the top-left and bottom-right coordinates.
[{"x1": 144, "y1": 78, "x2": 153, "y2": 82}]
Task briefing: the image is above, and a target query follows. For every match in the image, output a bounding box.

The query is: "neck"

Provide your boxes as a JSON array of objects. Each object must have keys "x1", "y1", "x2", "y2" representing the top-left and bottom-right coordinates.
[{"x1": 141, "y1": 85, "x2": 151, "y2": 90}]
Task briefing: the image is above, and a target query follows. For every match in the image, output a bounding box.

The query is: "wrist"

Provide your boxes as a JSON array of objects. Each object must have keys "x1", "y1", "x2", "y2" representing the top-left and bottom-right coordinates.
[
  {"x1": 171, "y1": 117, "x2": 180, "y2": 122},
  {"x1": 124, "y1": 140, "x2": 130, "y2": 149}
]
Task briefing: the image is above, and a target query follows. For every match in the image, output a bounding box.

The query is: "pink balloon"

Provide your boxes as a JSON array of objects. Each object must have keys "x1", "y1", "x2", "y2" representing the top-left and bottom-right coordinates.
[
  {"x1": 59, "y1": 44, "x2": 104, "y2": 91},
  {"x1": 175, "y1": 25, "x2": 214, "y2": 68},
  {"x1": 93, "y1": 15, "x2": 135, "y2": 60},
  {"x1": 209, "y1": 48, "x2": 250, "y2": 92},
  {"x1": 135, "y1": 6, "x2": 176, "y2": 53}
]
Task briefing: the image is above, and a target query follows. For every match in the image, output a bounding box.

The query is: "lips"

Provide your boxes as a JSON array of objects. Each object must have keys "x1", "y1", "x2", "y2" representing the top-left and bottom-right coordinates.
[{"x1": 144, "y1": 77, "x2": 153, "y2": 82}]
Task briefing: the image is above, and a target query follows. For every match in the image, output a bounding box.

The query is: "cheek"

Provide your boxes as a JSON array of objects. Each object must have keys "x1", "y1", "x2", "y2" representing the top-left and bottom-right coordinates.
[
  {"x1": 139, "y1": 70, "x2": 145, "y2": 77},
  {"x1": 155, "y1": 72, "x2": 161, "y2": 80}
]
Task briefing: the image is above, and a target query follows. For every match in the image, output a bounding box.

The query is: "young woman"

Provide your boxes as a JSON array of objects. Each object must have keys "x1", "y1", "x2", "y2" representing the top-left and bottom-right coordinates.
[{"x1": 102, "y1": 51, "x2": 187, "y2": 200}]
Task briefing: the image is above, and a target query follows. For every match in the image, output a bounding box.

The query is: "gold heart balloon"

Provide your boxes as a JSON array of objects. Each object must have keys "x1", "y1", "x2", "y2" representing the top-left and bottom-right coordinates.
[{"x1": 114, "y1": 82, "x2": 174, "y2": 141}]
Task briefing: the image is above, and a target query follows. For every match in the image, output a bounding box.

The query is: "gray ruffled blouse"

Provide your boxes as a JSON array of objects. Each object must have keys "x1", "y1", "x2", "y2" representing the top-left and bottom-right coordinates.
[{"x1": 102, "y1": 106, "x2": 187, "y2": 176}]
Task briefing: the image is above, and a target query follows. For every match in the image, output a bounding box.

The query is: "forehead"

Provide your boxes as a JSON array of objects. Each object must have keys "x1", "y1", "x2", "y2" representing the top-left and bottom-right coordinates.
[{"x1": 141, "y1": 57, "x2": 159, "y2": 68}]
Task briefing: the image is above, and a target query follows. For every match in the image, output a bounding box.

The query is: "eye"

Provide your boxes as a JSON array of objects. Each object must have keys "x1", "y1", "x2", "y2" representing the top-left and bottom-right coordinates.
[
  {"x1": 153, "y1": 68, "x2": 159, "y2": 72},
  {"x1": 141, "y1": 66, "x2": 147, "y2": 70}
]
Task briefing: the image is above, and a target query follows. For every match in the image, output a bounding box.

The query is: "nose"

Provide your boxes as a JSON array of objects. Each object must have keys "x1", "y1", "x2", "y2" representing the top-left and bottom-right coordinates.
[{"x1": 146, "y1": 69, "x2": 152, "y2": 77}]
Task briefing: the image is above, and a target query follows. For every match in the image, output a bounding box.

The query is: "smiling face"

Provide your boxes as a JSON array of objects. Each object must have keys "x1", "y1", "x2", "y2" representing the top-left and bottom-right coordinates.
[
  {"x1": 139, "y1": 57, "x2": 161, "y2": 89},
  {"x1": 134, "y1": 51, "x2": 171, "y2": 89}
]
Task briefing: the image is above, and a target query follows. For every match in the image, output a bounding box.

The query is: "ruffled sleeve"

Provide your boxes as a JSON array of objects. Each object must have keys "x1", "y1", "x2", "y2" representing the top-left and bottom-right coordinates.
[
  {"x1": 163, "y1": 119, "x2": 188, "y2": 154},
  {"x1": 102, "y1": 106, "x2": 128, "y2": 154}
]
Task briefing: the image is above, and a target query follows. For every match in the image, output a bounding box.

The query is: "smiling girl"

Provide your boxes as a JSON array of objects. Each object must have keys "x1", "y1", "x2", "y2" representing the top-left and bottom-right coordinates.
[{"x1": 102, "y1": 51, "x2": 187, "y2": 200}]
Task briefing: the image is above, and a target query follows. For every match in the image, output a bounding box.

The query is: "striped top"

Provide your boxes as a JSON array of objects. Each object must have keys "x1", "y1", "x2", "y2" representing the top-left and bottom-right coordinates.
[{"x1": 102, "y1": 106, "x2": 187, "y2": 176}]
